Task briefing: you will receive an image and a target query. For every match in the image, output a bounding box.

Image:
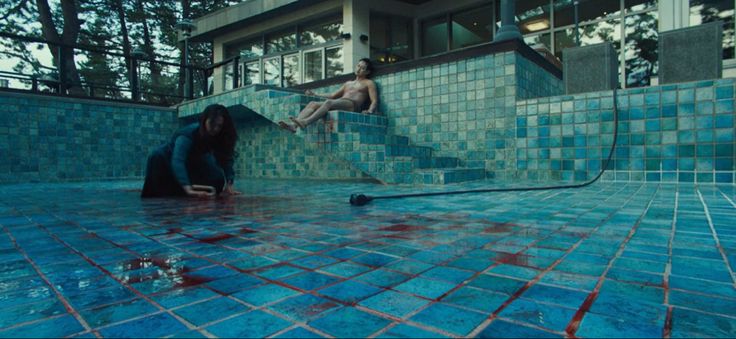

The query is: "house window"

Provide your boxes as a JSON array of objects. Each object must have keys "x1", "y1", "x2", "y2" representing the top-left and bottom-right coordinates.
[
  {"x1": 421, "y1": 16, "x2": 448, "y2": 56},
  {"x1": 690, "y1": 0, "x2": 735, "y2": 60},
  {"x1": 370, "y1": 12, "x2": 414, "y2": 63},
  {"x1": 452, "y1": 5, "x2": 493, "y2": 50},
  {"x1": 300, "y1": 17, "x2": 343, "y2": 46}
]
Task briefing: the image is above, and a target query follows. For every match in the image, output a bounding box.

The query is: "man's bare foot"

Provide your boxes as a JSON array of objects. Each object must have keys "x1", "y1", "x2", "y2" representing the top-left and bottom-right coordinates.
[
  {"x1": 278, "y1": 121, "x2": 297, "y2": 133},
  {"x1": 289, "y1": 116, "x2": 306, "y2": 129}
]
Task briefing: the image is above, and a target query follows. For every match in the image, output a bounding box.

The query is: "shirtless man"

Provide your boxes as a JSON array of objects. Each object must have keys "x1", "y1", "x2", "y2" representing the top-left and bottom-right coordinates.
[{"x1": 278, "y1": 58, "x2": 378, "y2": 133}]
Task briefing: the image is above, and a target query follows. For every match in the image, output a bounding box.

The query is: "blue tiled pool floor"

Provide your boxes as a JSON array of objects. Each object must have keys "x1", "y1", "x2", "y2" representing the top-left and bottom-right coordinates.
[{"x1": 1, "y1": 179, "x2": 735, "y2": 338}]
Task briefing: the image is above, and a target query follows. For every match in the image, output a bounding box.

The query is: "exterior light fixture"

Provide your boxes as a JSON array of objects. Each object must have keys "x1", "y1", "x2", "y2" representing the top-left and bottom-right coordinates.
[
  {"x1": 340, "y1": 32, "x2": 351, "y2": 40},
  {"x1": 359, "y1": 34, "x2": 368, "y2": 43},
  {"x1": 176, "y1": 18, "x2": 197, "y2": 99},
  {"x1": 524, "y1": 19, "x2": 549, "y2": 32}
]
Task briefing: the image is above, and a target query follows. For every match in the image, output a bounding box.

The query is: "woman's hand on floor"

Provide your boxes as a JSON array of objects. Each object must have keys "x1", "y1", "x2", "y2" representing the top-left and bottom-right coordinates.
[{"x1": 223, "y1": 183, "x2": 241, "y2": 196}]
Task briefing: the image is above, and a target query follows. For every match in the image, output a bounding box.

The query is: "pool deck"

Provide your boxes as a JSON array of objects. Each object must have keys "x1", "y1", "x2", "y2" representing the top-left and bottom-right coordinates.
[{"x1": 0, "y1": 179, "x2": 735, "y2": 338}]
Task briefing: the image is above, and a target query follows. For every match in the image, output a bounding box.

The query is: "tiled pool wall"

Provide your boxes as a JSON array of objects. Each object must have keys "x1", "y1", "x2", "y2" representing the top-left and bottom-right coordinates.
[
  {"x1": 516, "y1": 79, "x2": 736, "y2": 183},
  {"x1": 178, "y1": 50, "x2": 564, "y2": 182},
  {"x1": 0, "y1": 92, "x2": 178, "y2": 184},
  {"x1": 371, "y1": 52, "x2": 563, "y2": 180},
  {"x1": 177, "y1": 88, "x2": 367, "y2": 180}
]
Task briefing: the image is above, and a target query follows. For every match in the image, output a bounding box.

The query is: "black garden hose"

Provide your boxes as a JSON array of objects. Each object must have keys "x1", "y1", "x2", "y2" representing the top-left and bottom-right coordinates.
[{"x1": 349, "y1": 87, "x2": 620, "y2": 206}]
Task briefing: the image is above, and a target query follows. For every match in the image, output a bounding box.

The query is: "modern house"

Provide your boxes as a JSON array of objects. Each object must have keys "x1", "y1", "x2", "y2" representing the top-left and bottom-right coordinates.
[{"x1": 186, "y1": 0, "x2": 734, "y2": 93}]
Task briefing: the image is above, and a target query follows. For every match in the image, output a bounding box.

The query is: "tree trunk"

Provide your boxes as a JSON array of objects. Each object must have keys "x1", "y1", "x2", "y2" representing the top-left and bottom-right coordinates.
[
  {"x1": 36, "y1": 0, "x2": 84, "y2": 95},
  {"x1": 178, "y1": 0, "x2": 190, "y2": 98},
  {"x1": 135, "y1": 0, "x2": 161, "y2": 100},
  {"x1": 112, "y1": 0, "x2": 131, "y2": 76}
]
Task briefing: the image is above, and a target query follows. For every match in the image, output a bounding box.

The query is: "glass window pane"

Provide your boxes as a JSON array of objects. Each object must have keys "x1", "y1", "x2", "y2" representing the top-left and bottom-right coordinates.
[
  {"x1": 224, "y1": 63, "x2": 234, "y2": 90},
  {"x1": 452, "y1": 5, "x2": 493, "y2": 50},
  {"x1": 326, "y1": 47, "x2": 343, "y2": 78},
  {"x1": 625, "y1": 11, "x2": 658, "y2": 88},
  {"x1": 553, "y1": 18, "x2": 622, "y2": 60},
  {"x1": 518, "y1": 0, "x2": 551, "y2": 35},
  {"x1": 625, "y1": 0, "x2": 657, "y2": 13},
  {"x1": 554, "y1": 0, "x2": 622, "y2": 27},
  {"x1": 300, "y1": 17, "x2": 343, "y2": 46},
  {"x1": 690, "y1": 0, "x2": 735, "y2": 59},
  {"x1": 244, "y1": 61, "x2": 260, "y2": 85},
  {"x1": 303, "y1": 49, "x2": 323, "y2": 83},
  {"x1": 264, "y1": 57, "x2": 281, "y2": 86},
  {"x1": 266, "y1": 30, "x2": 296, "y2": 54},
  {"x1": 371, "y1": 13, "x2": 414, "y2": 63},
  {"x1": 225, "y1": 38, "x2": 263, "y2": 59},
  {"x1": 554, "y1": 27, "x2": 578, "y2": 60},
  {"x1": 422, "y1": 16, "x2": 448, "y2": 56},
  {"x1": 283, "y1": 53, "x2": 300, "y2": 87}
]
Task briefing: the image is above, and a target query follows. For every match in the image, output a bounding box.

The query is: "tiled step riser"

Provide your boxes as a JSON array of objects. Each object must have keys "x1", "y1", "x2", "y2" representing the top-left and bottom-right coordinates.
[
  {"x1": 414, "y1": 157, "x2": 460, "y2": 169},
  {"x1": 414, "y1": 169, "x2": 487, "y2": 185},
  {"x1": 252, "y1": 90, "x2": 485, "y2": 184}
]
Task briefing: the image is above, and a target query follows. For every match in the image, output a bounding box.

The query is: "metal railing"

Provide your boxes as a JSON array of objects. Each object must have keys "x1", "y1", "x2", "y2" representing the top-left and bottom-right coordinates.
[{"x1": 0, "y1": 32, "x2": 210, "y2": 106}]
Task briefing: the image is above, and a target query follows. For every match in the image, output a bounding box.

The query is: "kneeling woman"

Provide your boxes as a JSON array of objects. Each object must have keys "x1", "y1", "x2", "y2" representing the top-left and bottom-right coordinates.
[{"x1": 142, "y1": 104, "x2": 240, "y2": 198}]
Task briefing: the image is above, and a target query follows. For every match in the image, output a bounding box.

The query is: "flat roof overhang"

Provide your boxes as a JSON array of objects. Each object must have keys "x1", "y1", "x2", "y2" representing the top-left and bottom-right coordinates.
[{"x1": 186, "y1": 0, "x2": 328, "y2": 43}]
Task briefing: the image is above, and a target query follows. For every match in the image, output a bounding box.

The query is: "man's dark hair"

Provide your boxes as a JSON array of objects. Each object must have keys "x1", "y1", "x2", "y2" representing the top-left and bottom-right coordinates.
[{"x1": 359, "y1": 58, "x2": 374, "y2": 77}]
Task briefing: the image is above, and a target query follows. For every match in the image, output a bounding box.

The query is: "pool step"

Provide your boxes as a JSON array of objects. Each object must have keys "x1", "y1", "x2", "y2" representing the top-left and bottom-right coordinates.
[
  {"x1": 246, "y1": 89, "x2": 486, "y2": 184},
  {"x1": 414, "y1": 168, "x2": 487, "y2": 185}
]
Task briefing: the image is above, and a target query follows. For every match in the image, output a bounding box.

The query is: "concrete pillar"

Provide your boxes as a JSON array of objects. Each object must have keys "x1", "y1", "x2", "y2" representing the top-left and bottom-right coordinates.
[
  {"x1": 659, "y1": 0, "x2": 689, "y2": 32},
  {"x1": 494, "y1": 0, "x2": 522, "y2": 42},
  {"x1": 343, "y1": 0, "x2": 370, "y2": 73}
]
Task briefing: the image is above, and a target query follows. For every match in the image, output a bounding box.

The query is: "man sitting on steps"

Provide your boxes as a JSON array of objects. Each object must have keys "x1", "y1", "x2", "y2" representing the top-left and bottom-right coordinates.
[{"x1": 278, "y1": 58, "x2": 378, "y2": 133}]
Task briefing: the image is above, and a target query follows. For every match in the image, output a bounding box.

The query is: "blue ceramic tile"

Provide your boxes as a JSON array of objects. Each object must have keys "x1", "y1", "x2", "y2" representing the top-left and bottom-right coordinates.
[
  {"x1": 80, "y1": 298, "x2": 159, "y2": 328},
  {"x1": 151, "y1": 287, "x2": 219, "y2": 309},
  {"x1": 384, "y1": 259, "x2": 434, "y2": 275},
  {"x1": 359, "y1": 290, "x2": 429, "y2": 318},
  {"x1": 273, "y1": 326, "x2": 324, "y2": 338},
  {"x1": 377, "y1": 324, "x2": 448, "y2": 338},
  {"x1": 0, "y1": 314, "x2": 85, "y2": 338},
  {"x1": 99, "y1": 313, "x2": 188, "y2": 338},
  {"x1": 205, "y1": 310, "x2": 292, "y2": 338},
  {"x1": 255, "y1": 264, "x2": 305, "y2": 280},
  {"x1": 308, "y1": 307, "x2": 391, "y2": 338},
  {"x1": 354, "y1": 268, "x2": 410, "y2": 288},
  {"x1": 488, "y1": 264, "x2": 541, "y2": 280},
  {"x1": 281, "y1": 272, "x2": 340, "y2": 291},
  {"x1": 669, "y1": 307, "x2": 736, "y2": 337},
  {"x1": 410, "y1": 303, "x2": 487, "y2": 336},
  {"x1": 173, "y1": 296, "x2": 250, "y2": 326},
  {"x1": 521, "y1": 283, "x2": 589, "y2": 309},
  {"x1": 0, "y1": 297, "x2": 65, "y2": 328},
  {"x1": 467, "y1": 274, "x2": 526, "y2": 295},
  {"x1": 269, "y1": 294, "x2": 340, "y2": 322},
  {"x1": 477, "y1": 319, "x2": 562, "y2": 338},
  {"x1": 394, "y1": 277, "x2": 457, "y2": 300},
  {"x1": 576, "y1": 312, "x2": 662, "y2": 338},
  {"x1": 498, "y1": 298, "x2": 576, "y2": 332},
  {"x1": 420, "y1": 266, "x2": 475, "y2": 284},
  {"x1": 442, "y1": 286, "x2": 508, "y2": 314},
  {"x1": 318, "y1": 261, "x2": 372, "y2": 278},
  {"x1": 205, "y1": 273, "x2": 263, "y2": 295},
  {"x1": 231, "y1": 283, "x2": 300, "y2": 306},
  {"x1": 317, "y1": 280, "x2": 382, "y2": 303}
]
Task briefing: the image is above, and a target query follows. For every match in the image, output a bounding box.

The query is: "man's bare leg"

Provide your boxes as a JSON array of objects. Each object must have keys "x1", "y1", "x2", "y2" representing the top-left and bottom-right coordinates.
[
  {"x1": 296, "y1": 102, "x2": 321, "y2": 120},
  {"x1": 294, "y1": 99, "x2": 354, "y2": 127}
]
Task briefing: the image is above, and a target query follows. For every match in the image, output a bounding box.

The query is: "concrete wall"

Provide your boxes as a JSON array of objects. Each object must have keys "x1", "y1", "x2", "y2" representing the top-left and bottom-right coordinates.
[{"x1": 0, "y1": 92, "x2": 178, "y2": 184}]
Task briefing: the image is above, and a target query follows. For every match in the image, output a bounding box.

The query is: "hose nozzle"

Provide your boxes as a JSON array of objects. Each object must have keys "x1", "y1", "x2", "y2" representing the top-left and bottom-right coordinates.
[{"x1": 349, "y1": 194, "x2": 373, "y2": 206}]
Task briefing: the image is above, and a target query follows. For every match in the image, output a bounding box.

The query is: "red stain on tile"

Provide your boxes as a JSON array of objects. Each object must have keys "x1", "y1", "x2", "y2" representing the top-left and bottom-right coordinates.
[
  {"x1": 495, "y1": 252, "x2": 531, "y2": 266},
  {"x1": 198, "y1": 234, "x2": 235, "y2": 244},
  {"x1": 566, "y1": 290, "x2": 599, "y2": 335},
  {"x1": 380, "y1": 224, "x2": 425, "y2": 232},
  {"x1": 240, "y1": 228, "x2": 257, "y2": 234}
]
